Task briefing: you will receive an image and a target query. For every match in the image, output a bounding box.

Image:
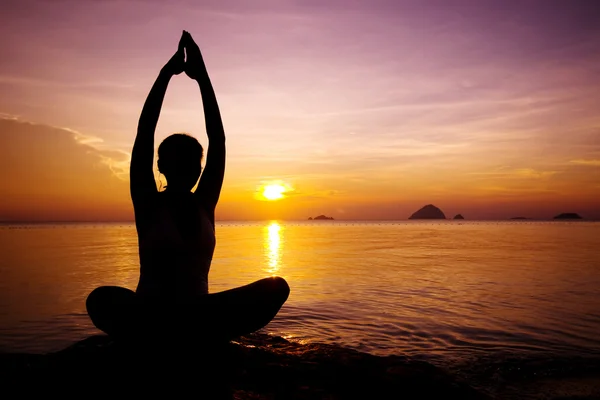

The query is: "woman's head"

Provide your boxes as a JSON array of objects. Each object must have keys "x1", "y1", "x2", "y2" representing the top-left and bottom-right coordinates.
[{"x1": 157, "y1": 133, "x2": 203, "y2": 191}]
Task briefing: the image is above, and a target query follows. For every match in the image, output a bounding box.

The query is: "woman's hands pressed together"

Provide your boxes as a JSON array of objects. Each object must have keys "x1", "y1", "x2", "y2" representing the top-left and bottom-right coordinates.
[
  {"x1": 162, "y1": 33, "x2": 186, "y2": 77},
  {"x1": 182, "y1": 30, "x2": 206, "y2": 81},
  {"x1": 161, "y1": 30, "x2": 206, "y2": 80}
]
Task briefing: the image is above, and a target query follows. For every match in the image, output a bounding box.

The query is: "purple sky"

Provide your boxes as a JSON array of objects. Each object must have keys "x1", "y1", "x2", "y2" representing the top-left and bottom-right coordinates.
[{"x1": 1, "y1": 0, "x2": 599, "y2": 220}]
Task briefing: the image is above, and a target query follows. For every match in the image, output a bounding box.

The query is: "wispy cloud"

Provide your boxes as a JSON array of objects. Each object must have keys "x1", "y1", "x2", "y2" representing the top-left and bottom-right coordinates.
[
  {"x1": 466, "y1": 167, "x2": 559, "y2": 182},
  {"x1": 513, "y1": 169, "x2": 558, "y2": 179},
  {"x1": 570, "y1": 159, "x2": 600, "y2": 167},
  {"x1": 0, "y1": 116, "x2": 131, "y2": 181},
  {"x1": 0, "y1": 75, "x2": 134, "y2": 90}
]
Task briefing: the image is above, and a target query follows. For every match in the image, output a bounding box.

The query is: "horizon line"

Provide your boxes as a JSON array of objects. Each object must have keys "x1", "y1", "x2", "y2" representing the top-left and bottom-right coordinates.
[{"x1": 1, "y1": 218, "x2": 596, "y2": 224}]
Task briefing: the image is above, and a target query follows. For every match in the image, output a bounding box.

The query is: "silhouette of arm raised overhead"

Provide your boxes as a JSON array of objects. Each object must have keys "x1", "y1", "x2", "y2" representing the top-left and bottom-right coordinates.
[
  {"x1": 183, "y1": 31, "x2": 226, "y2": 213},
  {"x1": 130, "y1": 34, "x2": 185, "y2": 227}
]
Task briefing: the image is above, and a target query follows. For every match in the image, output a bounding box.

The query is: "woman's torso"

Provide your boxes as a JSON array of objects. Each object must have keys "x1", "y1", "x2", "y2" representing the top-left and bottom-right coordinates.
[{"x1": 135, "y1": 192, "x2": 215, "y2": 301}]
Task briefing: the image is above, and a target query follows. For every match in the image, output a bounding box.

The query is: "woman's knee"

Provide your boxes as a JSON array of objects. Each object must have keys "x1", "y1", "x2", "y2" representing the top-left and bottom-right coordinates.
[
  {"x1": 86, "y1": 286, "x2": 107, "y2": 315},
  {"x1": 86, "y1": 286, "x2": 135, "y2": 316},
  {"x1": 266, "y1": 276, "x2": 290, "y2": 303},
  {"x1": 86, "y1": 286, "x2": 137, "y2": 336}
]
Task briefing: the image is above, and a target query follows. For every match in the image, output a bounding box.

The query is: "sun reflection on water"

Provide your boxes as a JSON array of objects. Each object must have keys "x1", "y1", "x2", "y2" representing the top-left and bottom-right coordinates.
[{"x1": 264, "y1": 221, "x2": 283, "y2": 275}]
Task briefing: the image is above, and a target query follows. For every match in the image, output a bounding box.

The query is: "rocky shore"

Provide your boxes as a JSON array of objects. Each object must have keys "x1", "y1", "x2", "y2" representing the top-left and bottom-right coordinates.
[{"x1": 1, "y1": 333, "x2": 488, "y2": 399}]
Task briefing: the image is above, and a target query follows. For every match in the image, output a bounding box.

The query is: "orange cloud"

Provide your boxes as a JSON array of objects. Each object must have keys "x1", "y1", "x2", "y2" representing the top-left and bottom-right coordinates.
[
  {"x1": 0, "y1": 117, "x2": 132, "y2": 221},
  {"x1": 570, "y1": 159, "x2": 600, "y2": 167}
]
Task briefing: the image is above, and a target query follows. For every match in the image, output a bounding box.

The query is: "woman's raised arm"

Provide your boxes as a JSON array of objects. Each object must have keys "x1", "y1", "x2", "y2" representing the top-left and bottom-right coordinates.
[
  {"x1": 183, "y1": 31, "x2": 226, "y2": 213},
  {"x1": 130, "y1": 34, "x2": 185, "y2": 211}
]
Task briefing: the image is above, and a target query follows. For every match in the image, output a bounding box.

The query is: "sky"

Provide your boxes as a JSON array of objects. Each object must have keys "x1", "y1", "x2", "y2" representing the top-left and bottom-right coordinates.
[{"x1": 1, "y1": 0, "x2": 599, "y2": 221}]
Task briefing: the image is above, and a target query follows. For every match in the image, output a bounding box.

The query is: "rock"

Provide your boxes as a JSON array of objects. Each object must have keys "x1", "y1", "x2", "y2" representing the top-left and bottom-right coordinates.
[
  {"x1": 1, "y1": 333, "x2": 488, "y2": 399},
  {"x1": 453, "y1": 214, "x2": 465, "y2": 220},
  {"x1": 554, "y1": 213, "x2": 582, "y2": 220},
  {"x1": 409, "y1": 205, "x2": 446, "y2": 220},
  {"x1": 308, "y1": 217, "x2": 313, "y2": 220},
  {"x1": 312, "y1": 215, "x2": 334, "y2": 220}
]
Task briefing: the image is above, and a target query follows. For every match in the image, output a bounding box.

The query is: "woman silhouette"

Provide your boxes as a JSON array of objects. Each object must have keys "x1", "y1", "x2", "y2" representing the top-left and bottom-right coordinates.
[{"x1": 86, "y1": 31, "x2": 289, "y2": 342}]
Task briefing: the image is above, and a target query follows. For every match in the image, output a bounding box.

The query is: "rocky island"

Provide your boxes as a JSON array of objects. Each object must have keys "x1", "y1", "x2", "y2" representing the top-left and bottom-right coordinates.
[
  {"x1": 409, "y1": 204, "x2": 446, "y2": 220},
  {"x1": 554, "y1": 213, "x2": 582, "y2": 220},
  {"x1": 453, "y1": 214, "x2": 465, "y2": 220},
  {"x1": 0, "y1": 333, "x2": 487, "y2": 399},
  {"x1": 309, "y1": 215, "x2": 334, "y2": 220}
]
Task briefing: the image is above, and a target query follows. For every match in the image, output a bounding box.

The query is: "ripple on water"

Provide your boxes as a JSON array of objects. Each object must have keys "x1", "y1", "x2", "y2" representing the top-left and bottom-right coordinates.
[{"x1": 1, "y1": 222, "x2": 600, "y2": 376}]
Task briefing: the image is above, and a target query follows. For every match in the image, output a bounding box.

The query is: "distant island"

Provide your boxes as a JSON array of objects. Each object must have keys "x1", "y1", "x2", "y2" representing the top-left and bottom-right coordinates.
[
  {"x1": 309, "y1": 215, "x2": 334, "y2": 220},
  {"x1": 453, "y1": 214, "x2": 464, "y2": 220},
  {"x1": 510, "y1": 217, "x2": 529, "y2": 220},
  {"x1": 409, "y1": 204, "x2": 446, "y2": 220},
  {"x1": 553, "y1": 213, "x2": 582, "y2": 220}
]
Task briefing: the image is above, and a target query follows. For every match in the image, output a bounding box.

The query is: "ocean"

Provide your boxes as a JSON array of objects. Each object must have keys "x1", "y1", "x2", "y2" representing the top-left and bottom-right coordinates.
[{"x1": 1, "y1": 221, "x2": 600, "y2": 397}]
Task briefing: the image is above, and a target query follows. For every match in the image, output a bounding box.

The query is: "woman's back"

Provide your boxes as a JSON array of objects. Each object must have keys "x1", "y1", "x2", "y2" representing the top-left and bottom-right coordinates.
[{"x1": 136, "y1": 192, "x2": 216, "y2": 300}]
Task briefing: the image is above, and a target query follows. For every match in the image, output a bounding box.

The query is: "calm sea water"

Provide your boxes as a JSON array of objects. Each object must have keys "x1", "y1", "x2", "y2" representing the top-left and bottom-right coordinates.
[{"x1": 1, "y1": 221, "x2": 600, "y2": 378}]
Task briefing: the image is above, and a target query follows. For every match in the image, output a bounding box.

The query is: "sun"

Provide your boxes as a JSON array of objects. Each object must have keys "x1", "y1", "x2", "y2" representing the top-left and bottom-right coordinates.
[
  {"x1": 256, "y1": 181, "x2": 293, "y2": 201},
  {"x1": 262, "y1": 184, "x2": 286, "y2": 201}
]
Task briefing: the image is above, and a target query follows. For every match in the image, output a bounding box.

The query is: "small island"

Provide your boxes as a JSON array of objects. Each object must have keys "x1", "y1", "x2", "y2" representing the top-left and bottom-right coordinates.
[
  {"x1": 409, "y1": 204, "x2": 446, "y2": 220},
  {"x1": 309, "y1": 215, "x2": 334, "y2": 220},
  {"x1": 510, "y1": 217, "x2": 528, "y2": 220},
  {"x1": 453, "y1": 214, "x2": 465, "y2": 220},
  {"x1": 553, "y1": 213, "x2": 582, "y2": 220}
]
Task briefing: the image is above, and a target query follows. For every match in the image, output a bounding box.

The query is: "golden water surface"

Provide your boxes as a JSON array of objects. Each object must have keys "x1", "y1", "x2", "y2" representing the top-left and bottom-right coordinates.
[{"x1": 1, "y1": 221, "x2": 599, "y2": 369}]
